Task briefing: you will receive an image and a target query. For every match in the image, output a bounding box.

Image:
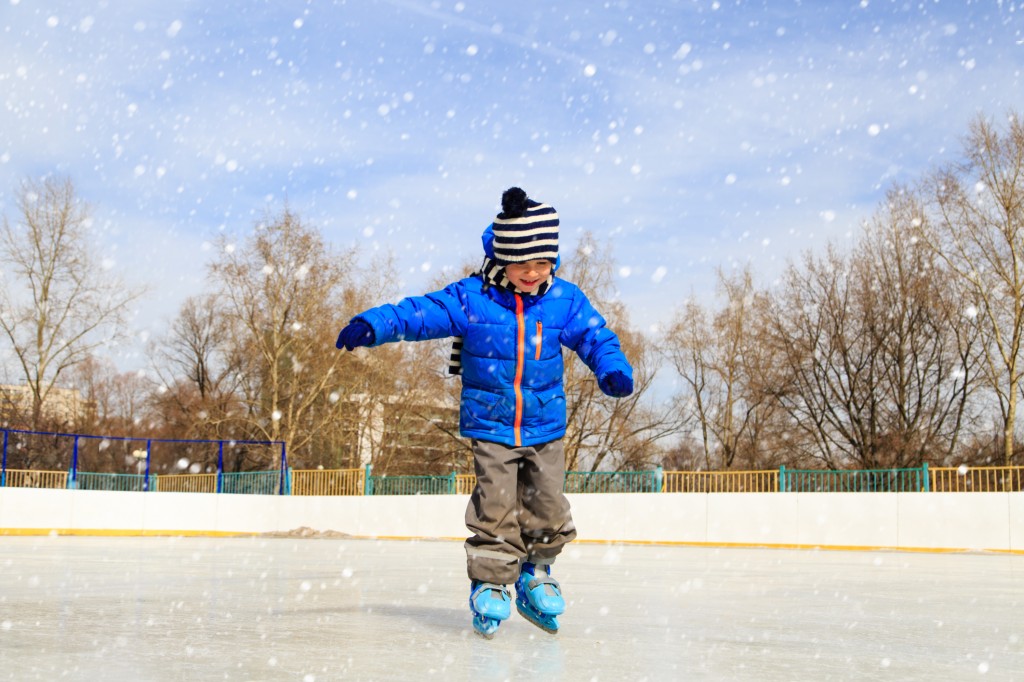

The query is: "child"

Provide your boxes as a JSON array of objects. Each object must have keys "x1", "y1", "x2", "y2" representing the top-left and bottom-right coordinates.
[{"x1": 336, "y1": 187, "x2": 633, "y2": 638}]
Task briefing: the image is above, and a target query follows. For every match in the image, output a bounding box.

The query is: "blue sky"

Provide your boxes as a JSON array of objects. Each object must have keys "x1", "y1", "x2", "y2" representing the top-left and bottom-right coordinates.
[{"x1": 1, "y1": 1, "x2": 1022, "y2": 368}]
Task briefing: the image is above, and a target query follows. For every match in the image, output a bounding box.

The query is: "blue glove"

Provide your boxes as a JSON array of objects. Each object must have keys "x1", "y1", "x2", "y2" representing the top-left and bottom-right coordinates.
[
  {"x1": 336, "y1": 320, "x2": 375, "y2": 351},
  {"x1": 598, "y1": 371, "x2": 633, "y2": 398}
]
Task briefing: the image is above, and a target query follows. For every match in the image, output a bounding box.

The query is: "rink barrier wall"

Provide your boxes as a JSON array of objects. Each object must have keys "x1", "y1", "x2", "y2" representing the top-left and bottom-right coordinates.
[
  {"x1": 8, "y1": 464, "x2": 1024, "y2": 494},
  {"x1": 1, "y1": 487, "x2": 1021, "y2": 554}
]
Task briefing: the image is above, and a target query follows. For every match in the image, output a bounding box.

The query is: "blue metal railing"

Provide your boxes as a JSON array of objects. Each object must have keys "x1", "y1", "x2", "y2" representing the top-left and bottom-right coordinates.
[{"x1": 1, "y1": 427, "x2": 288, "y2": 495}]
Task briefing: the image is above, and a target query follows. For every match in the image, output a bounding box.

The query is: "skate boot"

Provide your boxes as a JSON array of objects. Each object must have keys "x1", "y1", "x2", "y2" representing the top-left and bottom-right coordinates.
[
  {"x1": 514, "y1": 562, "x2": 565, "y2": 634},
  {"x1": 469, "y1": 581, "x2": 511, "y2": 639}
]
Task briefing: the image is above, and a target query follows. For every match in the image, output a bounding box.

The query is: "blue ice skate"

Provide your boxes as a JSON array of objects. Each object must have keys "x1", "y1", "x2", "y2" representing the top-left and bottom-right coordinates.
[
  {"x1": 469, "y1": 581, "x2": 512, "y2": 639},
  {"x1": 515, "y1": 562, "x2": 565, "y2": 634}
]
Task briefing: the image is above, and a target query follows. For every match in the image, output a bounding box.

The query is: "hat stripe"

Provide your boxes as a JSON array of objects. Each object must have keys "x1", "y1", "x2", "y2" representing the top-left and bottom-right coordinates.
[
  {"x1": 493, "y1": 215, "x2": 559, "y2": 227},
  {"x1": 498, "y1": 248, "x2": 558, "y2": 263},
  {"x1": 495, "y1": 238, "x2": 559, "y2": 250},
  {"x1": 494, "y1": 204, "x2": 556, "y2": 221},
  {"x1": 492, "y1": 228, "x2": 559, "y2": 242}
]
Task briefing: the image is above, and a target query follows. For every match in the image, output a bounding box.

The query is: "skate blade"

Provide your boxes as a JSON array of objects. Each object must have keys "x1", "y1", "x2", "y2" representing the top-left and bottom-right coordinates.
[
  {"x1": 472, "y1": 615, "x2": 500, "y2": 639},
  {"x1": 516, "y1": 601, "x2": 559, "y2": 634}
]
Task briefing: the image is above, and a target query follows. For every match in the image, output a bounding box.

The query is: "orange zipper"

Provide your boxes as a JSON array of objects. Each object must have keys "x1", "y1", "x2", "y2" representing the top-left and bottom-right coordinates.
[
  {"x1": 535, "y1": 321, "x2": 542, "y2": 360},
  {"x1": 513, "y1": 294, "x2": 525, "y2": 447}
]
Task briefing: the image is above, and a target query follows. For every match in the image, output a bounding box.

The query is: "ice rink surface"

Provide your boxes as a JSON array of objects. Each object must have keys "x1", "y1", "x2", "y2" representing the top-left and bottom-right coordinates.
[{"x1": 0, "y1": 535, "x2": 1021, "y2": 681}]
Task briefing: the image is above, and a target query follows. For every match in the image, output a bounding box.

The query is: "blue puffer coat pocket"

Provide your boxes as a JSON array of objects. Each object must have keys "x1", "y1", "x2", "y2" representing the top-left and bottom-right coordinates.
[
  {"x1": 524, "y1": 384, "x2": 567, "y2": 440},
  {"x1": 461, "y1": 387, "x2": 513, "y2": 437}
]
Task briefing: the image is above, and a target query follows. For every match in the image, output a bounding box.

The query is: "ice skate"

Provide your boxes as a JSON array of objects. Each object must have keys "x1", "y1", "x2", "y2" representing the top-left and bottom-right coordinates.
[
  {"x1": 515, "y1": 562, "x2": 565, "y2": 634},
  {"x1": 469, "y1": 581, "x2": 511, "y2": 639}
]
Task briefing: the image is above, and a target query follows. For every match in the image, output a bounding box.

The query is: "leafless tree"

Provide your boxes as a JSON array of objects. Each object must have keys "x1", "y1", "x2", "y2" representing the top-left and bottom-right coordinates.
[
  {"x1": 147, "y1": 294, "x2": 247, "y2": 445},
  {"x1": 368, "y1": 268, "x2": 471, "y2": 475},
  {"x1": 858, "y1": 187, "x2": 980, "y2": 465},
  {"x1": 559, "y1": 233, "x2": 678, "y2": 472},
  {"x1": 205, "y1": 206, "x2": 390, "y2": 469},
  {"x1": 763, "y1": 189, "x2": 979, "y2": 469},
  {"x1": 764, "y1": 246, "x2": 875, "y2": 467},
  {"x1": 664, "y1": 267, "x2": 783, "y2": 470},
  {"x1": 920, "y1": 112, "x2": 1024, "y2": 465},
  {"x1": 67, "y1": 355, "x2": 152, "y2": 434},
  {"x1": 0, "y1": 176, "x2": 145, "y2": 429}
]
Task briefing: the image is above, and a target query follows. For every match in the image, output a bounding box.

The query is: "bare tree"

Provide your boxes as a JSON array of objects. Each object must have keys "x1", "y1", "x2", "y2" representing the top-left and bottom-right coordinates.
[
  {"x1": 0, "y1": 176, "x2": 144, "y2": 429},
  {"x1": 569, "y1": 321, "x2": 678, "y2": 473},
  {"x1": 558, "y1": 233, "x2": 677, "y2": 472},
  {"x1": 369, "y1": 286, "x2": 470, "y2": 475},
  {"x1": 764, "y1": 247, "x2": 872, "y2": 467},
  {"x1": 763, "y1": 189, "x2": 978, "y2": 469},
  {"x1": 67, "y1": 355, "x2": 152, "y2": 434},
  {"x1": 147, "y1": 294, "x2": 246, "y2": 443},
  {"x1": 664, "y1": 267, "x2": 784, "y2": 470},
  {"x1": 207, "y1": 206, "x2": 387, "y2": 469},
  {"x1": 921, "y1": 112, "x2": 1024, "y2": 465},
  {"x1": 859, "y1": 187, "x2": 980, "y2": 465},
  {"x1": 664, "y1": 297, "x2": 714, "y2": 468}
]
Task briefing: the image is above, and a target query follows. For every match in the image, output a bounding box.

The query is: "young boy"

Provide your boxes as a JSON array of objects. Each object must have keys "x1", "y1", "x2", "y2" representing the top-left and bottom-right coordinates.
[{"x1": 336, "y1": 187, "x2": 633, "y2": 638}]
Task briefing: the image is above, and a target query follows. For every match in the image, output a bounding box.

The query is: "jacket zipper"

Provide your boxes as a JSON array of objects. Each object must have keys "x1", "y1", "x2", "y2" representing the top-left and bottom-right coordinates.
[
  {"x1": 535, "y1": 321, "x2": 543, "y2": 360},
  {"x1": 513, "y1": 294, "x2": 525, "y2": 447}
]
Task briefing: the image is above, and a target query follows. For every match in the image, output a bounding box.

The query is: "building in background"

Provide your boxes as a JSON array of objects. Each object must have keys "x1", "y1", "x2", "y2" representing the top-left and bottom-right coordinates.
[{"x1": 0, "y1": 384, "x2": 94, "y2": 426}]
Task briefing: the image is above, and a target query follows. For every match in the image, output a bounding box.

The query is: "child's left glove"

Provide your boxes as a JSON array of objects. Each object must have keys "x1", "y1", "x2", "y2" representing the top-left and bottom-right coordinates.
[
  {"x1": 598, "y1": 371, "x2": 633, "y2": 398},
  {"x1": 336, "y1": 320, "x2": 375, "y2": 350}
]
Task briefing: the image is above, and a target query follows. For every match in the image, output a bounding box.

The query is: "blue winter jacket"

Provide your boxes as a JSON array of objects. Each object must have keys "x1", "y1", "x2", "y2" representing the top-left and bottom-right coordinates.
[{"x1": 354, "y1": 274, "x2": 633, "y2": 447}]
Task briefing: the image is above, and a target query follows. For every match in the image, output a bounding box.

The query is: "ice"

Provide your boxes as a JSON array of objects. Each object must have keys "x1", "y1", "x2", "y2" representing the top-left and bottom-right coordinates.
[{"x1": 0, "y1": 536, "x2": 1020, "y2": 680}]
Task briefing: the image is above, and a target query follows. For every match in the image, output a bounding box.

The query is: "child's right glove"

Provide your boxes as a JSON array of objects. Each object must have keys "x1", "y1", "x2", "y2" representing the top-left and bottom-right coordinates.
[
  {"x1": 336, "y1": 320, "x2": 375, "y2": 350},
  {"x1": 598, "y1": 371, "x2": 633, "y2": 398}
]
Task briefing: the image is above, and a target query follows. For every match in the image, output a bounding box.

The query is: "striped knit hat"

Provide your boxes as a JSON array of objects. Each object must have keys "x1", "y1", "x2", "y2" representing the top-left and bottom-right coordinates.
[{"x1": 491, "y1": 187, "x2": 559, "y2": 265}]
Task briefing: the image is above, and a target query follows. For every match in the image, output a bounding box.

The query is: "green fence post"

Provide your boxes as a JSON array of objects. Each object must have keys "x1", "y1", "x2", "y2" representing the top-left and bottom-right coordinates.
[
  {"x1": 921, "y1": 462, "x2": 930, "y2": 492},
  {"x1": 654, "y1": 466, "x2": 663, "y2": 493},
  {"x1": 449, "y1": 470, "x2": 457, "y2": 495},
  {"x1": 779, "y1": 465, "x2": 786, "y2": 492},
  {"x1": 363, "y1": 464, "x2": 373, "y2": 496}
]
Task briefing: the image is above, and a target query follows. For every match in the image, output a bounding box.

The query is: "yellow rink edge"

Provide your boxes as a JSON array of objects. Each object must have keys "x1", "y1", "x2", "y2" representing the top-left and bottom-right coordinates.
[{"x1": 2, "y1": 527, "x2": 1022, "y2": 555}]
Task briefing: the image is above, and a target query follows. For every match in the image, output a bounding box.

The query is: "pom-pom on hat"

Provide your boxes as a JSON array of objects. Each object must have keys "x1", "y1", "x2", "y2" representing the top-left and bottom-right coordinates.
[{"x1": 491, "y1": 187, "x2": 559, "y2": 266}]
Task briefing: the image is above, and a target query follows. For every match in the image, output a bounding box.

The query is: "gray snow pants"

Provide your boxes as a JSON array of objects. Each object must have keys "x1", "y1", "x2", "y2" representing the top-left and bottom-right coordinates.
[{"x1": 464, "y1": 438, "x2": 577, "y2": 585}]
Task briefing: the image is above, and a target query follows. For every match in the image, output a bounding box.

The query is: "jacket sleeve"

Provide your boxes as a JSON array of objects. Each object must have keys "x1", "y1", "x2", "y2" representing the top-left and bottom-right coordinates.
[
  {"x1": 559, "y1": 287, "x2": 634, "y2": 383},
  {"x1": 353, "y1": 280, "x2": 469, "y2": 345}
]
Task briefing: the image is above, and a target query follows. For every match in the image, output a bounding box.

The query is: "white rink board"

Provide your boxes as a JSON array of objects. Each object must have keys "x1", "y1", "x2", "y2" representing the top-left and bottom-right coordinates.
[
  {"x1": 1, "y1": 487, "x2": 1022, "y2": 553},
  {"x1": 1012, "y1": 493, "x2": 1024, "y2": 552},
  {"x1": 796, "y1": 492, "x2": 899, "y2": 548}
]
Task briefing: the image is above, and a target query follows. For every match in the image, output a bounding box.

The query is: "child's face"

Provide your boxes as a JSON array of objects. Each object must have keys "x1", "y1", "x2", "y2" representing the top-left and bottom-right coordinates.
[{"x1": 505, "y1": 259, "x2": 553, "y2": 292}]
